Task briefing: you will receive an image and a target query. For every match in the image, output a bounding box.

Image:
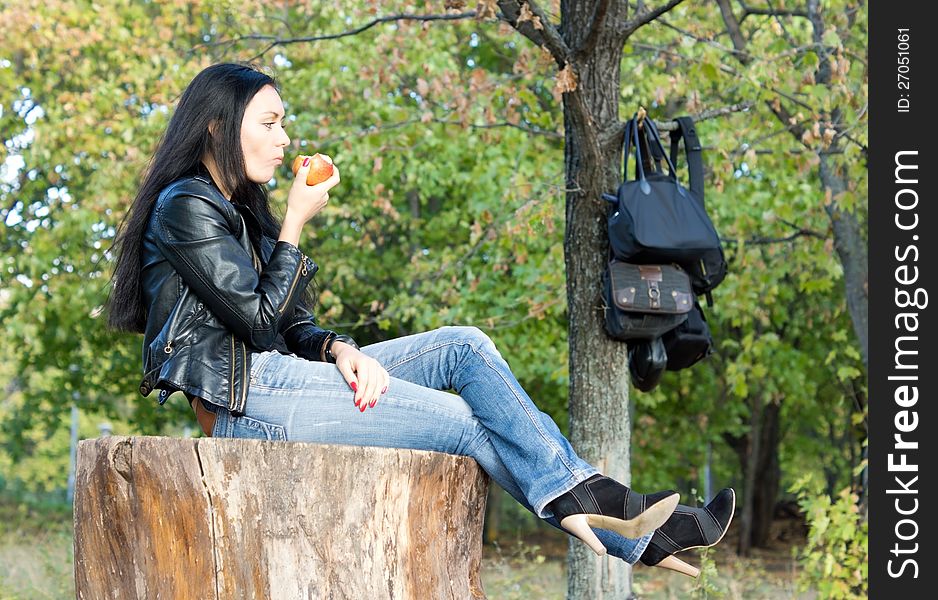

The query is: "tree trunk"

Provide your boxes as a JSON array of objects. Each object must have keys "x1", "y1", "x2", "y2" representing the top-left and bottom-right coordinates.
[
  {"x1": 750, "y1": 401, "x2": 780, "y2": 548},
  {"x1": 726, "y1": 398, "x2": 781, "y2": 554},
  {"x1": 557, "y1": 1, "x2": 635, "y2": 598},
  {"x1": 819, "y1": 155, "x2": 868, "y2": 369},
  {"x1": 74, "y1": 436, "x2": 489, "y2": 600}
]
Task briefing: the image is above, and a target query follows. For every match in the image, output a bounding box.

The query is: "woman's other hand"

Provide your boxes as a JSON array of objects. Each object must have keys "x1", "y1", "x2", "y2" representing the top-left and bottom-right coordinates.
[{"x1": 332, "y1": 343, "x2": 390, "y2": 413}]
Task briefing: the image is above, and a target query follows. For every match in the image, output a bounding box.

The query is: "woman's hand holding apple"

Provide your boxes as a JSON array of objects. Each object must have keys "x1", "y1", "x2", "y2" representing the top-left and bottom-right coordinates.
[{"x1": 286, "y1": 153, "x2": 340, "y2": 224}]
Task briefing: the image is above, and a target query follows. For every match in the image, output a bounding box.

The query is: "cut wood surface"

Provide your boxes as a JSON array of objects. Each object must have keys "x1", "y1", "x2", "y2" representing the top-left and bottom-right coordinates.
[{"x1": 73, "y1": 436, "x2": 489, "y2": 599}]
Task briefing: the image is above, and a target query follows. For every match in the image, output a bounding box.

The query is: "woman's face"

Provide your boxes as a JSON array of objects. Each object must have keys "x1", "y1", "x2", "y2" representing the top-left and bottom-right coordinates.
[{"x1": 240, "y1": 84, "x2": 290, "y2": 183}]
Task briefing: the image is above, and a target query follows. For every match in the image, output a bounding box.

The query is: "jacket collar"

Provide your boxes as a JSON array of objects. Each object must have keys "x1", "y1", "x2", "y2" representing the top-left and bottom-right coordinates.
[
  {"x1": 193, "y1": 161, "x2": 215, "y2": 186},
  {"x1": 187, "y1": 162, "x2": 263, "y2": 237}
]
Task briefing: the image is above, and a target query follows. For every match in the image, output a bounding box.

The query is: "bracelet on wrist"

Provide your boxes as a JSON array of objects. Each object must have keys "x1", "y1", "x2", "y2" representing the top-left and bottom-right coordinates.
[
  {"x1": 320, "y1": 332, "x2": 338, "y2": 363},
  {"x1": 325, "y1": 334, "x2": 359, "y2": 363}
]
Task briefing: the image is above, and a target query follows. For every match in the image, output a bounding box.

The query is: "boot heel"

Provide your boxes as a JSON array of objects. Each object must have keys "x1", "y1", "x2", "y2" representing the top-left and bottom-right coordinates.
[
  {"x1": 559, "y1": 514, "x2": 607, "y2": 556},
  {"x1": 657, "y1": 555, "x2": 700, "y2": 578}
]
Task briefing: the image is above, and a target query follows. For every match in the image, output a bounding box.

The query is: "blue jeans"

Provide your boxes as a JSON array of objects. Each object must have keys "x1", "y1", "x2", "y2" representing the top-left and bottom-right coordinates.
[{"x1": 208, "y1": 326, "x2": 651, "y2": 563}]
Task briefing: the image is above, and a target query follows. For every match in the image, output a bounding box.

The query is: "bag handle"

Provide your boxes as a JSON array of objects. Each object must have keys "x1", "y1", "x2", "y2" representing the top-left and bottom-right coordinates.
[
  {"x1": 612, "y1": 117, "x2": 653, "y2": 196},
  {"x1": 621, "y1": 117, "x2": 635, "y2": 180},
  {"x1": 602, "y1": 115, "x2": 683, "y2": 204},
  {"x1": 637, "y1": 121, "x2": 666, "y2": 177},
  {"x1": 643, "y1": 118, "x2": 680, "y2": 178},
  {"x1": 603, "y1": 119, "x2": 637, "y2": 205},
  {"x1": 631, "y1": 116, "x2": 650, "y2": 193},
  {"x1": 642, "y1": 119, "x2": 686, "y2": 200}
]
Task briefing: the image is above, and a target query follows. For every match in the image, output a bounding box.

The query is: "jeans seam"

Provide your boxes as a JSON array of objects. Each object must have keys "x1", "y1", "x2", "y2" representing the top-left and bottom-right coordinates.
[
  {"x1": 470, "y1": 344, "x2": 582, "y2": 478},
  {"x1": 381, "y1": 339, "x2": 458, "y2": 373}
]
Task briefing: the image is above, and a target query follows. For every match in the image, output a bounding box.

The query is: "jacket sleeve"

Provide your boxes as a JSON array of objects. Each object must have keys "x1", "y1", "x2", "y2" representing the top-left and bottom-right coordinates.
[
  {"x1": 281, "y1": 301, "x2": 337, "y2": 362},
  {"x1": 153, "y1": 192, "x2": 316, "y2": 351}
]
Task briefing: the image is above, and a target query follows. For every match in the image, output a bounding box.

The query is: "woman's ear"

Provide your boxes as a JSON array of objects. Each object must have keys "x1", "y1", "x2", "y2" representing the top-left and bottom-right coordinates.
[{"x1": 207, "y1": 120, "x2": 218, "y2": 138}]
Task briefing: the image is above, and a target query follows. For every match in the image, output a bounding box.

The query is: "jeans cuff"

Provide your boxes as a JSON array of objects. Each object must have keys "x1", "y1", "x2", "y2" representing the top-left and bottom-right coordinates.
[
  {"x1": 624, "y1": 532, "x2": 653, "y2": 565},
  {"x1": 535, "y1": 467, "x2": 600, "y2": 519}
]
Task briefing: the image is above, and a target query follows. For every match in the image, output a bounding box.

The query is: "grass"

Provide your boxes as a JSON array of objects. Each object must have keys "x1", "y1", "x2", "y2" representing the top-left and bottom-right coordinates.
[
  {"x1": 1, "y1": 503, "x2": 816, "y2": 600},
  {"x1": 0, "y1": 502, "x2": 74, "y2": 600},
  {"x1": 481, "y1": 526, "x2": 816, "y2": 600}
]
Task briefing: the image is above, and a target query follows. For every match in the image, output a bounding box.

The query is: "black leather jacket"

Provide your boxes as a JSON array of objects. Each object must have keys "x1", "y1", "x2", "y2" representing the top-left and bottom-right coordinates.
[{"x1": 138, "y1": 169, "x2": 335, "y2": 415}]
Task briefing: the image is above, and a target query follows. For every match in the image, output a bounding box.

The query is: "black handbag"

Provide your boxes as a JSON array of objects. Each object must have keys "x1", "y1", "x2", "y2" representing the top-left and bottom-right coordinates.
[
  {"x1": 604, "y1": 116, "x2": 725, "y2": 299},
  {"x1": 661, "y1": 300, "x2": 714, "y2": 371},
  {"x1": 603, "y1": 260, "x2": 694, "y2": 342}
]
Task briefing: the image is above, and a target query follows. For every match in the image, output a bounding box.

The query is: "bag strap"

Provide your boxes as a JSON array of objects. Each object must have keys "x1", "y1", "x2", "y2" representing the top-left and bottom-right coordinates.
[
  {"x1": 646, "y1": 123, "x2": 668, "y2": 175},
  {"x1": 602, "y1": 119, "x2": 636, "y2": 206},
  {"x1": 619, "y1": 116, "x2": 652, "y2": 194},
  {"x1": 642, "y1": 119, "x2": 680, "y2": 183},
  {"x1": 669, "y1": 116, "x2": 705, "y2": 203},
  {"x1": 637, "y1": 121, "x2": 664, "y2": 177},
  {"x1": 621, "y1": 117, "x2": 635, "y2": 180}
]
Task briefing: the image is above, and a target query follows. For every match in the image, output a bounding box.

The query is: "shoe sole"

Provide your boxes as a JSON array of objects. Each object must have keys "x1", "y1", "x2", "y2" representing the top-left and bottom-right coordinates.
[{"x1": 587, "y1": 492, "x2": 680, "y2": 539}]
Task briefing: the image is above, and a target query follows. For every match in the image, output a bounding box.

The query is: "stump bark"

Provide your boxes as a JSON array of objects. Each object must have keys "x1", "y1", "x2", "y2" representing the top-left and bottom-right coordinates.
[{"x1": 73, "y1": 436, "x2": 489, "y2": 599}]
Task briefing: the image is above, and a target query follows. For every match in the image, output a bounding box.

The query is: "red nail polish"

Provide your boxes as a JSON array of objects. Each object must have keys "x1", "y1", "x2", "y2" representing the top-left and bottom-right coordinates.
[
  {"x1": 350, "y1": 382, "x2": 358, "y2": 392},
  {"x1": 359, "y1": 403, "x2": 366, "y2": 412},
  {"x1": 381, "y1": 386, "x2": 388, "y2": 394},
  {"x1": 302, "y1": 157, "x2": 310, "y2": 167},
  {"x1": 369, "y1": 400, "x2": 377, "y2": 408},
  {"x1": 354, "y1": 397, "x2": 360, "y2": 407}
]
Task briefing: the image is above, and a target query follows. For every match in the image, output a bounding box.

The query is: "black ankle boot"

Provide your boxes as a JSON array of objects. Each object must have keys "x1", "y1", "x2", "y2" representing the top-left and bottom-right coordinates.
[
  {"x1": 548, "y1": 474, "x2": 679, "y2": 556},
  {"x1": 639, "y1": 488, "x2": 736, "y2": 577}
]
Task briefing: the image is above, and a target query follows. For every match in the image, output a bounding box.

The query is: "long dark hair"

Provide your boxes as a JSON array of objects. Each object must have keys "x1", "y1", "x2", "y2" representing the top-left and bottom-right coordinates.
[{"x1": 106, "y1": 63, "x2": 284, "y2": 333}]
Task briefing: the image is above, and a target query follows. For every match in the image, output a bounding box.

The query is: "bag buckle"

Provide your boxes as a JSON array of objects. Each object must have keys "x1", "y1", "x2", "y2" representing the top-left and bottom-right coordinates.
[{"x1": 648, "y1": 281, "x2": 661, "y2": 309}]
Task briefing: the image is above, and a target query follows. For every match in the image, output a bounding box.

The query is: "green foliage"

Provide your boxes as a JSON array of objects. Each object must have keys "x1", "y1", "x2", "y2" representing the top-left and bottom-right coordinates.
[
  {"x1": 1, "y1": 9, "x2": 867, "y2": 589},
  {"x1": 689, "y1": 549, "x2": 725, "y2": 599},
  {"x1": 791, "y1": 477, "x2": 868, "y2": 599}
]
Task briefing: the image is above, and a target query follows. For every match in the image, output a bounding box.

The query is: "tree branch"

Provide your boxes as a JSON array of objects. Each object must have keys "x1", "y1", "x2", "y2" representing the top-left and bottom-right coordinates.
[
  {"x1": 715, "y1": 0, "x2": 750, "y2": 63},
  {"x1": 723, "y1": 227, "x2": 828, "y2": 247},
  {"x1": 313, "y1": 115, "x2": 562, "y2": 149},
  {"x1": 602, "y1": 101, "x2": 755, "y2": 152},
  {"x1": 188, "y1": 11, "x2": 479, "y2": 60},
  {"x1": 738, "y1": 1, "x2": 809, "y2": 23},
  {"x1": 496, "y1": 0, "x2": 571, "y2": 66},
  {"x1": 624, "y1": 0, "x2": 688, "y2": 35}
]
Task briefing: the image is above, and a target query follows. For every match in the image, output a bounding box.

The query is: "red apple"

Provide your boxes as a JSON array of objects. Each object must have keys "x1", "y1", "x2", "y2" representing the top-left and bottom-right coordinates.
[{"x1": 291, "y1": 153, "x2": 334, "y2": 186}]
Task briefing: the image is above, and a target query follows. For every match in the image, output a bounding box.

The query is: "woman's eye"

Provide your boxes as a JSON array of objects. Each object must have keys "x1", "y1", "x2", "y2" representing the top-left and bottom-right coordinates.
[{"x1": 264, "y1": 122, "x2": 287, "y2": 130}]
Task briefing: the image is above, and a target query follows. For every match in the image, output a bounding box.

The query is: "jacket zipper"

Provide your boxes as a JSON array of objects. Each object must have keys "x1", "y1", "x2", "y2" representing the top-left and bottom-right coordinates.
[
  {"x1": 161, "y1": 289, "x2": 190, "y2": 348},
  {"x1": 250, "y1": 239, "x2": 262, "y2": 273},
  {"x1": 163, "y1": 304, "x2": 206, "y2": 355},
  {"x1": 229, "y1": 334, "x2": 236, "y2": 409},
  {"x1": 278, "y1": 258, "x2": 308, "y2": 314},
  {"x1": 239, "y1": 340, "x2": 248, "y2": 412}
]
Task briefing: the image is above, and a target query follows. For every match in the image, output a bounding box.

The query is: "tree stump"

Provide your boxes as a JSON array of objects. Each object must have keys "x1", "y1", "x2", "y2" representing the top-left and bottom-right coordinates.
[{"x1": 73, "y1": 436, "x2": 489, "y2": 599}]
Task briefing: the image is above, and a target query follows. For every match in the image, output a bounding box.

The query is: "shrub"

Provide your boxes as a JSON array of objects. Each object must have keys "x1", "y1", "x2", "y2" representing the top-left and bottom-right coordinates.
[{"x1": 792, "y1": 477, "x2": 868, "y2": 599}]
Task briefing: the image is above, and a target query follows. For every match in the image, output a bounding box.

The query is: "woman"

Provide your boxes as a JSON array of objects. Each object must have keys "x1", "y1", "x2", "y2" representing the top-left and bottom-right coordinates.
[{"x1": 106, "y1": 62, "x2": 733, "y2": 575}]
